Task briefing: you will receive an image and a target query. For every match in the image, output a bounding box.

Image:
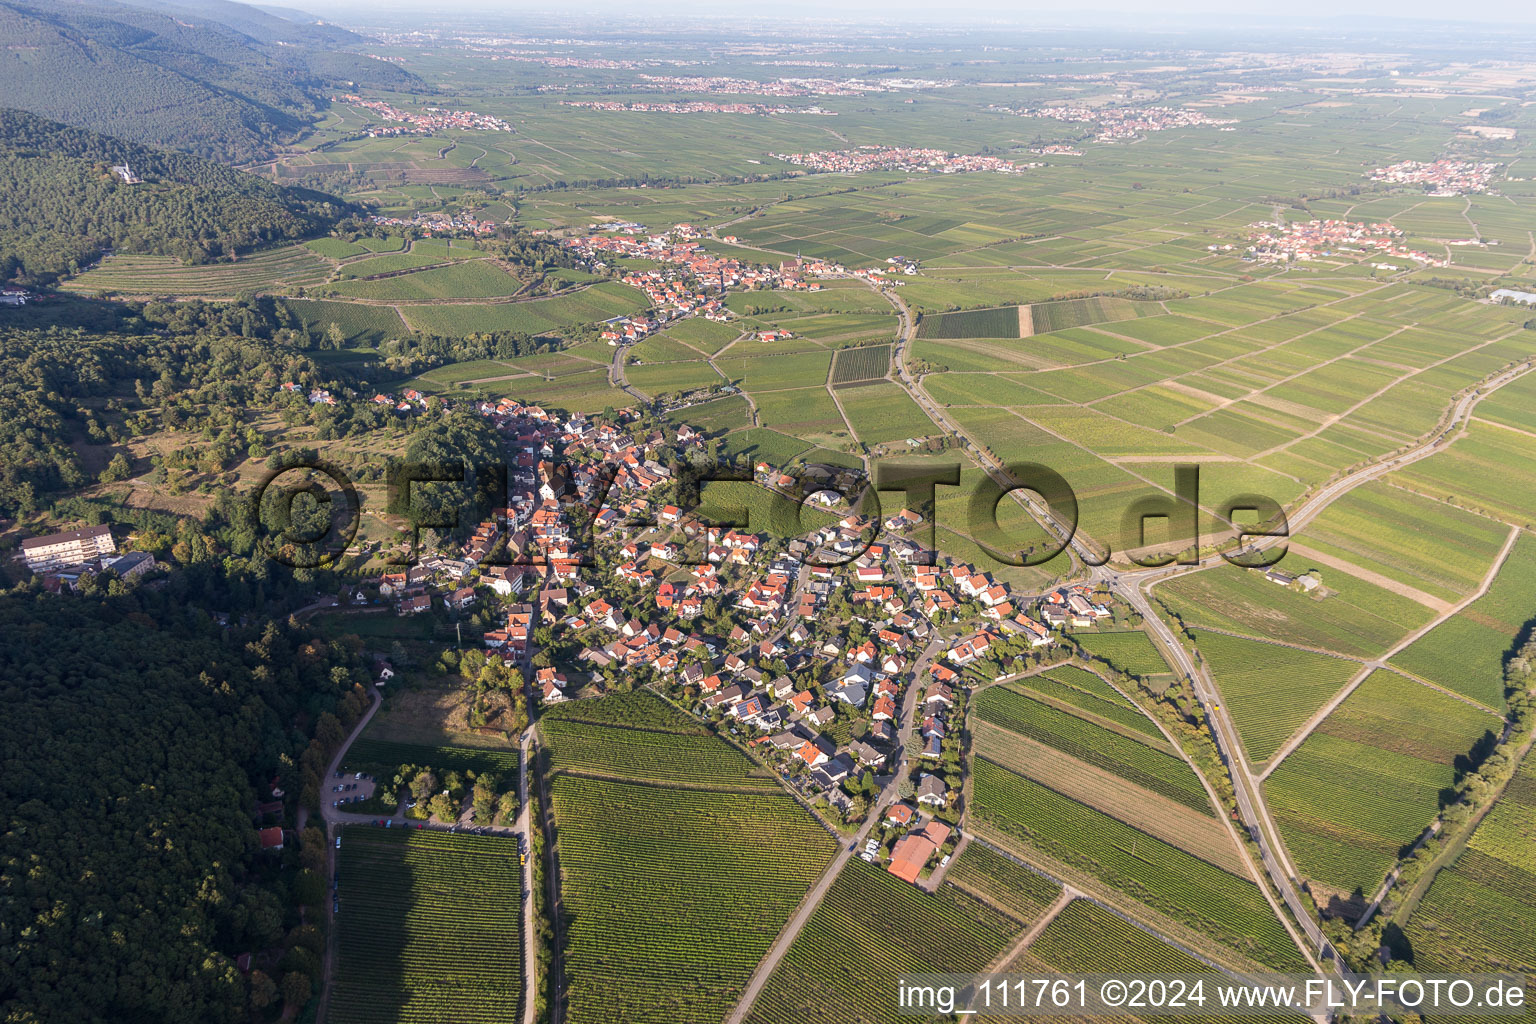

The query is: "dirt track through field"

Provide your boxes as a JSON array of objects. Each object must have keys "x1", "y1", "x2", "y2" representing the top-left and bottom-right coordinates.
[{"x1": 1281, "y1": 541, "x2": 1454, "y2": 612}]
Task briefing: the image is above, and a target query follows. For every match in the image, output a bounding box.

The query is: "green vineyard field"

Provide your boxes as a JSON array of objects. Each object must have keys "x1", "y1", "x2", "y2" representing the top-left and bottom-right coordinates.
[{"x1": 331, "y1": 829, "x2": 523, "y2": 1024}]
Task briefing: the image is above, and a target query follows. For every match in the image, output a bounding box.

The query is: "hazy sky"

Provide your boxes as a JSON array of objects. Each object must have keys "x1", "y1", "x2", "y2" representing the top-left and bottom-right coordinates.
[{"x1": 303, "y1": 0, "x2": 1536, "y2": 27}]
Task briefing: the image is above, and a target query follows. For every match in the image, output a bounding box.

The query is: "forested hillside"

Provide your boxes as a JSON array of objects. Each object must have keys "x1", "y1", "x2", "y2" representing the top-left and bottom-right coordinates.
[
  {"x1": 0, "y1": 109, "x2": 355, "y2": 283},
  {"x1": 0, "y1": 0, "x2": 418, "y2": 163},
  {"x1": 0, "y1": 577, "x2": 371, "y2": 1022}
]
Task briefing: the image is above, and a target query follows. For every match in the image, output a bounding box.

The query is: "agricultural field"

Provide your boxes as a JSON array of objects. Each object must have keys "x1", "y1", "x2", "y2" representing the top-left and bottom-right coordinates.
[
  {"x1": 1071, "y1": 630, "x2": 1170, "y2": 678},
  {"x1": 540, "y1": 692, "x2": 779, "y2": 789},
  {"x1": 916, "y1": 305, "x2": 1021, "y2": 339},
  {"x1": 945, "y1": 843, "x2": 1063, "y2": 923},
  {"x1": 1011, "y1": 665, "x2": 1164, "y2": 741},
  {"x1": 344, "y1": 736, "x2": 520, "y2": 781},
  {"x1": 998, "y1": 900, "x2": 1308, "y2": 1024},
  {"x1": 62, "y1": 245, "x2": 333, "y2": 296},
  {"x1": 829, "y1": 343, "x2": 891, "y2": 386},
  {"x1": 281, "y1": 298, "x2": 408, "y2": 346},
  {"x1": 971, "y1": 760, "x2": 1306, "y2": 971},
  {"x1": 1401, "y1": 752, "x2": 1536, "y2": 983},
  {"x1": 1026, "y1": 297, "x2": 1164, "y2": 335},
  {"x1": 1156, "y1": 561, "x2": 1433, "y2": 659},
  {"x1": 972, "y1": 719, "x2": 1247, "y2": 877},
  {"x1": 836, "y1": 382, "x2": 937, "y2": 445},
  {"x1": 1296, "y1": 482, "x2": 1511, "y2": 604},
  {"x1": 744, "y1": 859, "x2": 1022, "y2": 1024},
  {"x1": 973, "y1": 685, "x2": 1210, "y2": 812},
  {"x1": 331, "y1": 829, "x2": 523, "y2": 1024},
  {"x1": 543, "y1": 693, "x2": 838, "y2": 1024},
  {"x1": 1264, "y1": 671, "x2": 1502, "y2": 905},
  {"x1": 398, "y1": 281, "x2": 647, "y2": 335},
  {"x1": 331, "y1": 259, "x2": 523, "y2": 300},
  {"x1": 1193, "y1": 631, "x2": 1361, "y2": 764},
  {"x1": 1390, "y1": 530, "x2": 1536, "y2": 710}
]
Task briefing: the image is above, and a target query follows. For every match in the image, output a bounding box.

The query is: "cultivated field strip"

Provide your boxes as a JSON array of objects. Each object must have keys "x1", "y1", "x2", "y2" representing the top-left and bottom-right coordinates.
[
  {"x1": 973, "y1": 685, "x2": 1209, "y2": 812},
  {"x1": 743, "y1": 859, "x2": 1021, "y2": 1024},
  {"x1": 972, "y1": 721, "x2": 1247, "y2": 875},
  {"x1": 970, "y1": 759, "x2": 1307, "y2": 971},
  {"x1": 542, "y1": 692, "x2": 837, "y2": 1024},
  {"x1": 331, "y1": 829, "x2": 523, "y2": 1024}
]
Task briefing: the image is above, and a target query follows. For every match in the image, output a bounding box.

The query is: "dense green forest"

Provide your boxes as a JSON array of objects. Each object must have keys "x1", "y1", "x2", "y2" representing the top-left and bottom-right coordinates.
[
  {"x1": 0, "y1": 294, "x2": 558, "y2": 518},
  {"x1": 0, "y1": 0, "x2": 418, "y2": 164},
  {"x1": 0, "y1": 109, "x2": 357, "y2": 284},
  {"x1": 0, "y1": 570, "x2": 372, "y2": 1022}
]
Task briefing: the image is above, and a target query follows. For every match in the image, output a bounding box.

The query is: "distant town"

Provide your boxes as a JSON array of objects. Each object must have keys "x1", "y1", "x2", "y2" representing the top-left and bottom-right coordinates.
[
  {"x1": 990, "y1": 104, "x2": 1239, "y2": 140},
  {"x1": 769, "y1": 146, "x2": 1036, "y2": 175},
  {"x1": 1368, "y1": 158, "x2": 1502, "y2": 195}
]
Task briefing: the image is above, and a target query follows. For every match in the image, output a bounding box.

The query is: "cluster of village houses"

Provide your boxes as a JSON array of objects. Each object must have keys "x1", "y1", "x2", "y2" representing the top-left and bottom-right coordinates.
[
  {"x1": 280, "y1": 381, "x2": 339, "y2": 405},
  {"x1": 990, "y1": 104, "x2": 1237, "y2": 140},
  {"x1": 562, "y1": 100, "x2": 837, "y2": 116},
  {"x1": 633, "y1": 74, "x2": 954, "y2": 97},
  {"x1": 768, "y1": 146, "x2": 1036, "y2": 175},
  {"x1": 349, "y1": 393, "x2": 1125, "y2": 884},
  {"x1": 336, "y1": 94, "x2": 512, "y2": 133},
  {"x1": 1245, "y1": 218, "x2": 1448, "y2": 267},
  {"x1": 1368, "y1": 159, "x2": 1501, "y2": 196},
  {"x1": 368, "y1": 211, "x2": 501, "y2": 236},
  {"x1": 559, "y1": 223, "x2": 852, "y2": 343}
]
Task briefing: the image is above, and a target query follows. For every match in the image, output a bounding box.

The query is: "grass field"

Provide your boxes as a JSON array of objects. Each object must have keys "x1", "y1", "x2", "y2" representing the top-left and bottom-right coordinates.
[
  {"x1": 744, "y1": 859, "x2": 1021, "y2": 1024},
  {"x1": 331, "y1": 828, "x2": 522, "y2": 1024},
  {"x1": 542, "y1": 693, "x2": 837, "y2": 1024}
]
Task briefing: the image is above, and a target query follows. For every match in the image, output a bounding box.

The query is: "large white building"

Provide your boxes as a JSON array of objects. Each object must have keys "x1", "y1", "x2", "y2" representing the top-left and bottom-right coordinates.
[{"x1": 21, "y1": 525, "x2": 116, "y2": 572}]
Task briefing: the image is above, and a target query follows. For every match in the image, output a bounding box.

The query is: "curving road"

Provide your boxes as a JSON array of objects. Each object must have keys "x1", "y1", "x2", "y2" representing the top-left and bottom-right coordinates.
[{"x1": 871, "y1": 277, "x2": 1536, "y2": 974}]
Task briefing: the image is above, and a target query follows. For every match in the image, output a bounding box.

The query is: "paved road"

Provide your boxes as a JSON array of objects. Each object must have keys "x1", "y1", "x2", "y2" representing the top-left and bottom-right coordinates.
[
  {"x1": 875, "y1": 270, "x2": 1536, "y2": 972},
  {"x1": 518, "y1": 729, "x2": 537, "y2": 1024},
  {"x1": 608, "y1": 341, "x2": 649, "y2": 403},
  {"x1": 871, "y1": 278, "x2": 1344, "y2": 969}
]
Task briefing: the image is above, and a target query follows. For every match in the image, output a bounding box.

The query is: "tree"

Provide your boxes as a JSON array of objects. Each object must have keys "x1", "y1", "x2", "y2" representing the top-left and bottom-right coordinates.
[
  {"x1": 411, "y1": 769, "x2": 439, "y2": 804},
  {"x1": 99, "y1": 452, "x2": 132, "y2": 483},
  {"x1": 248, "y1": 971, "x2": 277, "y2": 1010},
  {"x1": 281, "y1": 971, "x2": 313, "y2": 1009},
  {"x1": 299, "y1": 826, "x2": 326, "y2": 873}
]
